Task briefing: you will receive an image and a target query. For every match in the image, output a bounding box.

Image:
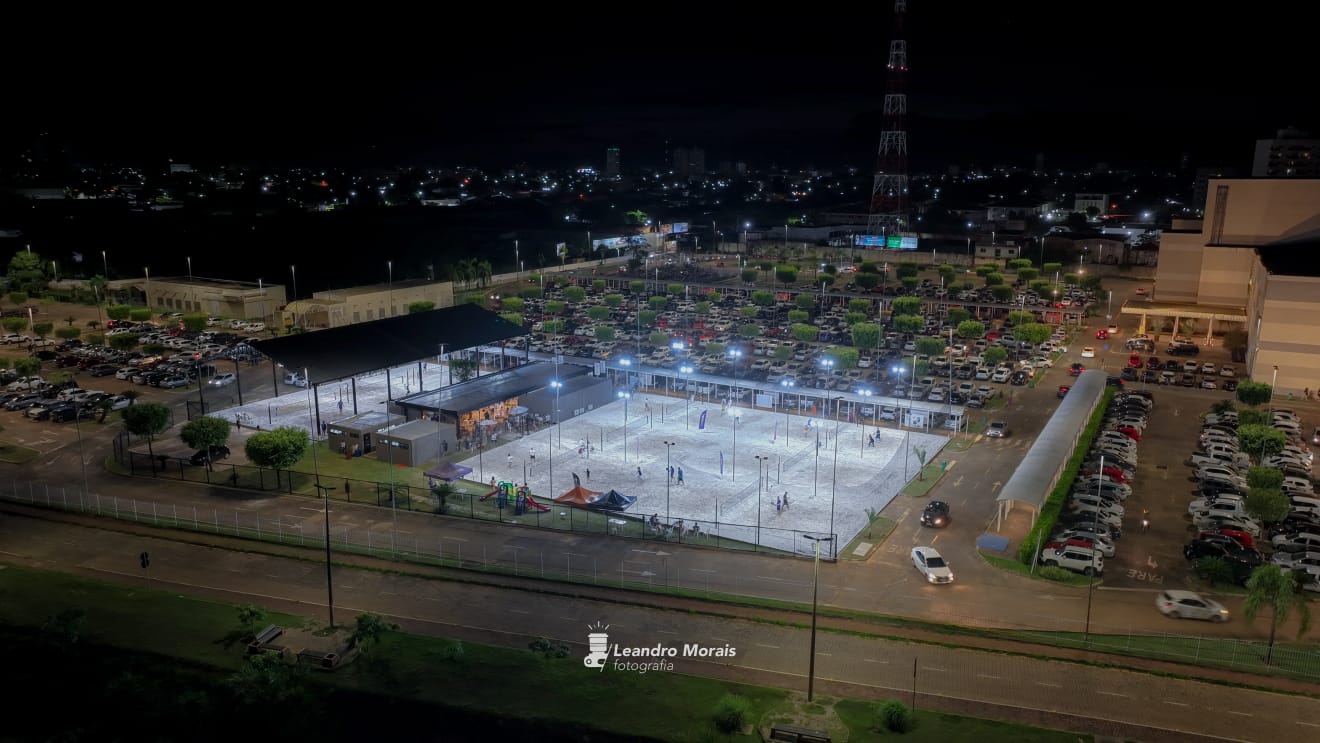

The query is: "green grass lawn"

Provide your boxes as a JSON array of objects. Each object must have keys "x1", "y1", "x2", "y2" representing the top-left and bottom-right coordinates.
[
  {"x1": 980, "y1": 552, "x2": 1093, "y2": 588},
  {"x1": 839, "y1": 517, "x2": 896, "y2": 560},
  {"x1": 0, "y1": 562, "x2": 1097, "y2": 743},
  {"x1": 834, "y1": 698, "x2": 1087, "y2": 742},
  {"x1": 900, "y1": 463, "x2": 947, "y2": 498},
  {"x1": 0, "y1": 441, "x2": 39, "y2": 463}
]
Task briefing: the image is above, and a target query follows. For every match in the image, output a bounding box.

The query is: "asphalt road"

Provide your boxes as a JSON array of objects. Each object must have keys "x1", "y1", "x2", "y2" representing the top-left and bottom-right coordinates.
[{"x1": 2, "y1": 512, "x2": 1317, "y2": 742}]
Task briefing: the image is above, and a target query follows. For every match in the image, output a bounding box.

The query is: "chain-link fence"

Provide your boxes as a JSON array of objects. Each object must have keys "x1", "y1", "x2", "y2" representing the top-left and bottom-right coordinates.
[{"x1": 109, "y1": 438, "x2": 837, "y2": 558}]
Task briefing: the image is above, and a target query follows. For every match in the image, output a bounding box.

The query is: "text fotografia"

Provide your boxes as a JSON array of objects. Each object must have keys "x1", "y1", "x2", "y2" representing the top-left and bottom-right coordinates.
[{"x1": 608, "y1": 643, "x2": 737, "y2": 673}]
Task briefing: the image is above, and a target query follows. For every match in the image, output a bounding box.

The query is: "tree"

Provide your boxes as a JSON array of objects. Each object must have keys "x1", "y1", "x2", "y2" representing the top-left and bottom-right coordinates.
[
  {"x1": 106, "y1": 304, "x2": 132, "y2": 321},
  {"x1": 847, "y1": 298, "x2": 870, "y2": 313},
  {"x1": 638, "y1": 309, "x2": 657, "y2": 325},
  {"x1": 648, "y1": 331, "x2": 669, "y2": 346},
  {"x1": 901, "y1": 276, "x2": 919, "y2": 291},
  {"x1": 751, "y1": 290, "x2": 774, "y2": 306},
  {"x1": 1236, "y1": 381, "x2": 1273, "y2": 406},
  {"x1": 983, "y1": 272, "x2": 1004, "y2": 286},
  {"x1": 740, "y1": 268, "x2": 758, "y2": 284},
  {"x1": 87, "y1": 333, "x2": 104, "y2": 347},
  {"x1": 823, "y1": 347, "x2": 859, "y2": 369},
  {"x1": 1238, "y1": 424, "x2": 1286, "y2": 459},
  {"x1": 545, "y1": 300, "x2": 567, "y2": 315},
  {"x1": 990, "y1": 285, "x2": 1013, "y2": 302},
  {"x1": 604, "y1": 293, "x2": 623, "y2": 308},
  {"x1": 349, "y1": 612, "x2": 399, "y2": 658},
  {"x1": 181, "y1": 313, "x2": 209, "y2": 332},
  {"x1": 937, "y1": 264, "x2": 956, "y2": 280},
  {"x1": 850, "y1": 322, "x2": 881, "y2": 350},
  {"x1": 891, "y1": 296, "x2": 922, "y2": 316},
  {"x1": 1042, "y1": 262, "x2": 1062, "y2": 274},
  {"x1": 666, "y1": 283, "x2": 683, "y2": 297},
  {"x1": 237, "y1": 604, "x2": 268, "y2": 639},
  {"x1": 121, "y1": 402, "x2": 171, "y2": 465},
  {"x1": 3, "y1": 316, "x2": 26, "y2": 334},
  {"x1": 795, "y1": 294, "x2": 816, "y2": 310},
  {"x1": 1246, "y1": 487, "x2": 1291, "y2": 524},
  {"x1": 947, "y1": 308, "x2": 971, "y2": 325},
  {"x1": 1209, "y1": 399, "x2": 1237, "y2": 416},
  {"x1": 142, "y1": 342, "x2": 168, "y2": 356},
  {"x1": 542, "y1": 320, "x2": 564, "y2": 334},
  {"x1": 791, "y1": 324, "x2": 819, "y2": 342},
  {"x1": 739, "y1": 323, "x2": 761, "y2": 337},
  {"x1": 788, "y1": 309, "x2": 810, "y2": 323},
  {"x1": 854, "y1": 273, "x2": 879, "y2": 290},
  {"x1": 476, "y1": 260, "x2": 492, "y2": 287},
  {"x1": 694, "y1": 301, "x2": 711, "y2": 315},
  {"x1": 628, "y1": 280, "x2": 646, "y2": 294},
  {"x1": 975, "y1": 265, "x2": 995, "y2": 277},
  {"x1": 1236, "y1": 407, "x2": 1268, "y2": 427},
  {"x1": 1013, "y1": 322, "x2": 1053, "y2": 347},
  {"x1": 54, "y1": 326, "x2": 80, "y2": 340},
  {"x1": 245, "y1": 427, "x2": 309, "y2": 487},
  {"x1": 595, "y1": 326, "x2": 616, "y2": 342},
  {"x1": 703, "y1": 342, "x2": 725, "y2": 357},
  {"x1": 8, "y1": 291, "x2": 29, "y2": 307},
  {"x1": 591, "y1": 279, "x2": 606, "y2": 293},
  {"x1": 502, "y1": 297, "x2": 525, "y2": 312},
  {"x1": 983, "y1": 346, "x2": 1008, "y2": 367},
  {"x1": 775, "y1": 265, "x2": 799, "y2": 284},
  {"x1": 407, "y1": 301, "x2": 435, "y2": 314},
  {"x1": 129, "y1": 308, "x2": 152, "y2": 321},
  {"x1": 1008, "y1": 258, "x2": 1033, "y2": 271},
  {"x1": 1244, "y1": 564, "x2": 1312, "y2": 665},
  {"x1": 227, "y1": 652, "x2": 309, "y2": 710},
  {"x1": 844, "y1": 311, "x2": 866, "y2": 326},
  {"x1": 1017, "y1": 267, "x2": 1039, "y2": 281},
  {"x1": 648, "y1": 296, "x2": 668, "y2": 312},
  {"x1": 774, "y1": 344, "x2": 793, "y2": 360},
  {"x1": 499, "y1": 313, "x2": 523, "y2": 326},
  {"x1": 912, "y1": 446, "x2": 929, "y2": 480},
  {"x1": 892, "y1": 315, "x2": 924, "y2": 334},
  {"x1": 896, "y1": 263, "x2": 919, "y2": 278},
  {"x1": 587, "y1": 306, "x2": 610, "y2": 322},
  {"x1": 32, "y1": 321, "x2": 53, "y2": 338},
  {"x1": 13, "y1": 356, "x2": 40, "y2": 376},
  {"x1": 956, "y1": 320, "x2": 985, "y2": 339},
  {"x1": 740, "y1": 306, "x2": 758, "y2": 318},
  {"x1": 915, "y1": 337, "x2": 945, "y2": 357},
  {"x1": 181, "y1": 416, "x2": 232, "y2": 469},
  {"x1": 1007, "y1": 310, "x2": 1034, "y2": 327}
]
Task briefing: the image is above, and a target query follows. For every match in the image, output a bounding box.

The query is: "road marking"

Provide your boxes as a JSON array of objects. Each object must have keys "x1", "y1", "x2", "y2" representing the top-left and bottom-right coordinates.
[
  {"x1": 420, "y1": 595, "x2": 442, "y2": 601},
  {"x1": 509, "y1": 609, "x2": 529, "y2": 615},
  {"x1": 756, "y1": 643, "x2": 780, "y2": 649},
  {"x1": 710, "y1": 637, "x2": 729, "y2": 642},
  {"x1": 920, "y1": 666, "x2": 946, "y2": 673},
  {"x1": 1035, "y1": 682, "x2": 1062, "y2": 688},
  {"x1": 976, "y1": 674, "x2": 1001, "y2": 680},
  {"x1": 558, "y1": 616, "x2": 577, "y2": 622},
  {"x1": 1228, "y1": 711, "x2": 1252, "y2": 717},
  {"x1": 1163, "y1": 701, "x2": 1189, "y2": 707},
  {"x1": 689, "y1": 568, "x2": 715, "y2": 574},
  {"x1": 265, "y1": 574, "x2": 280, "y2": 579},
  {"x1": 815, "y1": 652, "x2": 831, "y2": 656},
  {"x1": 1097, "y1": 691, "x2": 1127, "y2": 697},
  {"x1": 657, "y1": 630, "x2": 679, "y2": 635},
  {"x1": 1297, "y1": 721, "x2": 1320, "y2": 728},
  {"x1": 380, "y1": 590, "x2": 397, "y2": 596}
]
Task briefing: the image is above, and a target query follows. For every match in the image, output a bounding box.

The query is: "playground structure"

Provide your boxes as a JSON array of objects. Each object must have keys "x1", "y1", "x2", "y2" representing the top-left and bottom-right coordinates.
[{"x1": 481, "y1": 479, "x2": 551, "y2": 515}]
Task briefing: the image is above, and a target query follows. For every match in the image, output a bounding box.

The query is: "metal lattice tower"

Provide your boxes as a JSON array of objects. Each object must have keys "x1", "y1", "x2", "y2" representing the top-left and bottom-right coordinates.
[{"x1": 867, "y1": 0, "x2": 910, "y2": 237}]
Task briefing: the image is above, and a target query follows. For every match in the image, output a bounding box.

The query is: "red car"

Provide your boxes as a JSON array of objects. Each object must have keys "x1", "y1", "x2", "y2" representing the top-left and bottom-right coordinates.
[
  {"x1": 1109, "y1": 426, "x2": 1142, "y2": 441},
  {"x1": 1083, "y1": 466, "x2": 1129, "y2": 483},
  {"x1": 1095, "y1": 329, "x2": 1109, "y2": 340},
  {"x1": 1128, "y1": 353, "x2": 1143, "y2": 368},
  {"x1": 1199, "y1": 528, "x2": 1257, "y2": 551}
]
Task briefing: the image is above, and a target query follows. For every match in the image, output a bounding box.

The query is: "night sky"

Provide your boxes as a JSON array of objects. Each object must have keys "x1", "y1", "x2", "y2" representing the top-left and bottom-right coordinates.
[{"x1": 3, "y1": 7, "x2": 1315, "y2": 174}]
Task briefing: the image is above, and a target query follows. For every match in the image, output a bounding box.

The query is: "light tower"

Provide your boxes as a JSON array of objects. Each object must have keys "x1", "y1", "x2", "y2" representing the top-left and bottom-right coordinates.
[{"x1": 867, "y1": 0, "x2": 910, "y2": 238}]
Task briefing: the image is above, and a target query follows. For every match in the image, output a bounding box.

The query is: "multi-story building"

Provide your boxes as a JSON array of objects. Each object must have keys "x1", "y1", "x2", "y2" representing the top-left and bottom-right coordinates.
[
  {"x1": 1253, "y1": 127, "x2": 1319, "y2": 177},
  {"x1": 605, "y1": 146, "x2": 620, "y2": 177},
  {"x1": 1125, "y1": 178, "x2": 1320, "y2": 393},
  {"x1": 1073, "y1": 193, "x2": 1109, "y2": 217}
]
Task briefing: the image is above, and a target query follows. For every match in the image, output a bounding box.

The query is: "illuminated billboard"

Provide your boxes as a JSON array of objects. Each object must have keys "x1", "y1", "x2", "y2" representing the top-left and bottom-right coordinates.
[
  {"x1": 592, "y1": 235, "x2": 650, "y2": 251},
  {"x1": 854, "y1": 234, "x2": 919, "y2": 249},
  {"x1": 853, "y1": 234, "x2": 886, "y2": 247}
]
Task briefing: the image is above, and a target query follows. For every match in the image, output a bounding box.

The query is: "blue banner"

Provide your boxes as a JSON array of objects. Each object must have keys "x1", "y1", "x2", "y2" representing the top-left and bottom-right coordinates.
[{"x1": 698, "y1": 409, "x2": 708, "y2": 430}]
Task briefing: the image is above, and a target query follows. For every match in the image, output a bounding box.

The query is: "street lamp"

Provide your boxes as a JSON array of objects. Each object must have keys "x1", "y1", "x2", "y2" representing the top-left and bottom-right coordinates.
[
  {"x1": 618, "y1": 390, "x2": 631, "y2": 462},
  {"x1": 754, "y1": 454, "x2": 769, "y2": 549},
  {"x1": 781, "y1": 379, "x2": 795, "y2": 447},
  {"x1": 680, "y1": 364, "x2": 694, "y2": 429},
  {"x1": 1270, "y1": 365, "x2": 1279, "y2": 416},
  {"x1": 730, "y1": 408, "x2": 741, "y2": 482},
  {"x1": 727, "y1": 348, "x2": 743, "y2": 407},
  {"x1": 186, "y1": 256, "x2": 192, "y2": 283},
  {"x1": 803, "y1": 533, "x2": 836, "y2": 701},
  {"x1": 550, "y1": 379, "x2": 563, "y2": 493},
  {"x1": 858, "y1": 389, "x2": 873, "y2": 456},
  {"x1": 306, "y1": 384, "x2": 336, "y2": 628},
  {"x1": 663, "y1": 440, "x2": 676, "y2": 522},
  {"x1": 387, "y1": 260, "x2": 394, "y2": 318}
]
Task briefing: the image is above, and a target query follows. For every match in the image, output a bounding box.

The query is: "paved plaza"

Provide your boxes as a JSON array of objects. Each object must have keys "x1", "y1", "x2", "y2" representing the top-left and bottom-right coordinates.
[{"x1": 213, "y1": 361, "x2": 949, "y2": 555}]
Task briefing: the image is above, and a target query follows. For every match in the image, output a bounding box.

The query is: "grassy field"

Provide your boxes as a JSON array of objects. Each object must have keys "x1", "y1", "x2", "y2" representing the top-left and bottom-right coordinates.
[
  {"x1": 0, "y1": 562, "x2": 1098, "y2": 742},
  {"x1": 833, "y1": 699, "x2": 1087, "y2": 742},
  {"x1": 900, "y1": 463, "x2": 948, "y2": 498},
  {"x1": 0, "y1": 442, "x2": 39, "y2": 463},
  {"x1": 980, "y1": 552, "x2": 1094, "y2": 588}
]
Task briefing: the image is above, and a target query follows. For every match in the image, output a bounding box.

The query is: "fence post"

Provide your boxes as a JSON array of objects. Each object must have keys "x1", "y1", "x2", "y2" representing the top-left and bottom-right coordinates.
[
  {"x1": 256, "y1": 514, "x2": 261, "y2": 540},
  {"x1": 133, "y1": 499, "x2": 138, "y2": 522}
]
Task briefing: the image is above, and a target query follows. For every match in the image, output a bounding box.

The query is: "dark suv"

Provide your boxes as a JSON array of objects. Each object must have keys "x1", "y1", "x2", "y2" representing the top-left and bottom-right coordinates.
[{"x1": 920, "y1": 500, "x2": 951, "y2": 528}]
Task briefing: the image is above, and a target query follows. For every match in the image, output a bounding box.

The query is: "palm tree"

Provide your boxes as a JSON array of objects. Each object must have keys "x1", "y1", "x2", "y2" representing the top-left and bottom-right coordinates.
[
  {"x1": 450, "y1": 261, "x2": 472, "y2": 289},
  {"x1": 1243, "y1": 564, "x2": 1312, "y2": 665},
  {"x1": 476, "y1": 259, "x2": 492, "y2": 288}
]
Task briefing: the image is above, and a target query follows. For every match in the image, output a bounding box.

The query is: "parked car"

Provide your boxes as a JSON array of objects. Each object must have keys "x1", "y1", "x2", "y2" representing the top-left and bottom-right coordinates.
[{"x1": 209, "y1": 373, "x2": 237, "y2": 387}]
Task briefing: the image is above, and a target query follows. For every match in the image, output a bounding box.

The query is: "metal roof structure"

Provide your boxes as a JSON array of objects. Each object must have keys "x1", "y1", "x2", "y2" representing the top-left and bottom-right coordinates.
[
  {"x1": 994, "y1": 369, "x2": 1108, "y2": 530},
  {"x1": 249, "y1": 304, "x2": 525, "y2": 386},
  {"x1": 396, "y1": 360, "x2": 591, "y2": 415}
]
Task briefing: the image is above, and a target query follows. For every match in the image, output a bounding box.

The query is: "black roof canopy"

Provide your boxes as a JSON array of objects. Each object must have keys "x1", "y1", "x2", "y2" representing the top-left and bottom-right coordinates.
[{"x1": 250, "y1": 304, "x2": 525, "y2": 386}]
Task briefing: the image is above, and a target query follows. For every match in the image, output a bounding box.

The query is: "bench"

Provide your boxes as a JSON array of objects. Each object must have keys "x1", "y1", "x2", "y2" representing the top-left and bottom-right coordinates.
[
  {"x1": 768, "y1": 724, "x2": 831, "y2": 743},
  {"x1": 247, "y1": 624, "x2": 284, "y2": 655},
  {"x1": 298, "y1": 649, "x2": 341, "y2": 670}
]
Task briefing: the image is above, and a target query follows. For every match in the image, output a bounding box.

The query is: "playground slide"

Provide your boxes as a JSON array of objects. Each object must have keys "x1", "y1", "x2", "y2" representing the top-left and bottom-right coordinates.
[
  {"x1": 523, "y1": 494, "x2": 551, "y2": 512},
  {"x1": 479, "y1": 489, "x2": 501, "y2": 501}
]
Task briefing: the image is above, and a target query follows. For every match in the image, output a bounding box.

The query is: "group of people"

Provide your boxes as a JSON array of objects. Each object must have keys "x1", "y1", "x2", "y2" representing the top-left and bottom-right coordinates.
[{"x1": 775, "y1": 492, "x2": 790, "y2": 512}]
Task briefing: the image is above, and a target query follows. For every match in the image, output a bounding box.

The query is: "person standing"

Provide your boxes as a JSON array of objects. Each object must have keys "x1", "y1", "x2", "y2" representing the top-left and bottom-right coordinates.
[
  {"x1": 677, "y1": 467, "x2": 684, "y2": 485},
  {"x1": 529, "y1": 446, "x2": 536, "y2": 463},
  {"x1": 637, "y1": 466, "x2": 643, "y2": 480},
  {"x1": 343, "y1": 479, "x2": 351, "y2": 498},
  {"x1": 782, "y1": 492, "x2": 789, "y2": 509},
  {"x1": 585, "y1": 467, "x2": 591, "y2": 480},
  {"x1": 507, "y1": 452, "x2": 513, "y2": 468}
]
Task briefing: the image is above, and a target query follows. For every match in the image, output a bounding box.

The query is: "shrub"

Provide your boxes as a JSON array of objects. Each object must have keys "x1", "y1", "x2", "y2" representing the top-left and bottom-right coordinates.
[
  {"x1": 712, "y1": 694, "x2": 750, "y2": 734},
  {"x1": 1038, "y1": 566, "x2": 1077, "y2": 582},
  {"x1": 1193, "y1": 556, "x2": 1235, "y2": 586},
  {"x1": 876, "y1": 700, "x2": 912, "y2": 733}
]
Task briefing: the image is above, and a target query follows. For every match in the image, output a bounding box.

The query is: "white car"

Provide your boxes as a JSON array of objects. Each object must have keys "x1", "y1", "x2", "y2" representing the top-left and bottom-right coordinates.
[
  {"x1": 209, "y1": 373, "x2": 237, "y2": 387},
  {"x1": 1081, "y1": 347, "x2": 1096, "y2": 358},
  {"x1": 1219, "y1": 366, "x2": 1236, "y2": 378},
  {"x1": 1155, "y1": 590, "x2": 1229, "y2": 622},
  {"x1": 911, "y1": 546, "x2": 954, "y2": 584}
]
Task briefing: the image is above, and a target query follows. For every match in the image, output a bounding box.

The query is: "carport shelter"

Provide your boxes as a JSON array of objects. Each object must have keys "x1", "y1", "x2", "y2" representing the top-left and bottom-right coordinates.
[{"x1": 994, "y1": 369, "x2": 1108, "y2": 531}]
